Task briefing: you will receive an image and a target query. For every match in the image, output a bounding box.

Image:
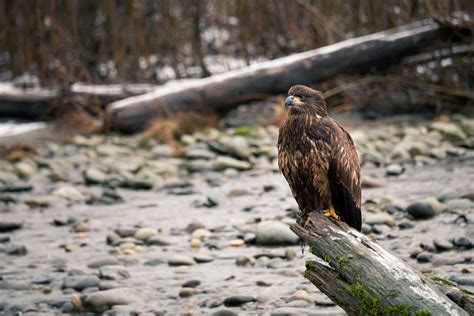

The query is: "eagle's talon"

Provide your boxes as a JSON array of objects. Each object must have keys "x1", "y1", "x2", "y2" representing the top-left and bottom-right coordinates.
[{"x1": 324, "y1": 206, "x2": 339, "y2": 220}]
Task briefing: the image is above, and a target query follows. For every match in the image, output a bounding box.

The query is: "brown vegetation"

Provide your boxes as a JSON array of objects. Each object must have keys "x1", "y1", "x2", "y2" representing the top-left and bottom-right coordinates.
[
  {"x1": 138, "y1": 111, "x2": 220, "y2": 155},
  {"x1": 1, "y1": 0, "x2": 472, "y2": 85}
]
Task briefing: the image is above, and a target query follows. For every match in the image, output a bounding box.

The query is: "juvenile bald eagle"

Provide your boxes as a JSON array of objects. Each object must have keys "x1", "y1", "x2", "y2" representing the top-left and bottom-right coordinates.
[{"x1": 278, "y1": 85, "x2": 361, "y2": 231}]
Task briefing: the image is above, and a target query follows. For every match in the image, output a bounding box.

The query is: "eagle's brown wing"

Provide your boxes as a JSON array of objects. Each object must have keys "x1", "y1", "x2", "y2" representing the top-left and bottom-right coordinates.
[{"x1": 320, "y1": 119, "x2": 361, "y2": 231}]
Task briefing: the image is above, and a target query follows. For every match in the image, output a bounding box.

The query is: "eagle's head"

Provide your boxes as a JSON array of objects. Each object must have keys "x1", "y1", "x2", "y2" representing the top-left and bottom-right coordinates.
[{"x1": 285, "y1": 85, "x2": 327, "y2": 117}]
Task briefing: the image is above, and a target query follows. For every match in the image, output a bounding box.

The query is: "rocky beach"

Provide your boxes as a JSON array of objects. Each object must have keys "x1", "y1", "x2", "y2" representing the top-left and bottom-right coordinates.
[{"x1": 0, "y1": 115, "x2": 473, "y2": 315}]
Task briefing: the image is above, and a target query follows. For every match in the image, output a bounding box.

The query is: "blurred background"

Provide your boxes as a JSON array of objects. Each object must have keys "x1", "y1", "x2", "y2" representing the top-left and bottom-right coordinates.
[
  {"x1": 0, "y1": 0, "x2": 473, "y2": 127},
  {"x1": 0, "y1": 1, "x2": 474, "y2": 315}
]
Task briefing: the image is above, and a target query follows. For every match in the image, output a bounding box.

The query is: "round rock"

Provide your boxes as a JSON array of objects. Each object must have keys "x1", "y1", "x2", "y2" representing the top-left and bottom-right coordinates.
[{"x1": 256, "y1": 221, "x2": 299, "y2": 246}]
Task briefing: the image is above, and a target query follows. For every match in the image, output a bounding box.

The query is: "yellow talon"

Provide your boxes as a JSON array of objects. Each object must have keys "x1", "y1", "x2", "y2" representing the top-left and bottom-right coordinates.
[{"x1": 324, "y1": 206, "x2": 339, "y2": 220}]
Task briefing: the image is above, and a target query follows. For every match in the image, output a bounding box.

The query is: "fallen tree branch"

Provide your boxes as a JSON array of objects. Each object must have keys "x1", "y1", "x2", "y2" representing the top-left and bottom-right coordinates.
[
  {"x1": 290, "y1": 212, "x2": 470, "y2": 315},
  {"x1": 105, "y1": 19, "x2": 458, "y2": 133}
]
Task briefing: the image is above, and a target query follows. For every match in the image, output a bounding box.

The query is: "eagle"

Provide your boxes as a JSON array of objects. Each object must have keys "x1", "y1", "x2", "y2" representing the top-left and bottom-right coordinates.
[{"x1": 278, "y1": 85, "x2": 361, "y2": 231}]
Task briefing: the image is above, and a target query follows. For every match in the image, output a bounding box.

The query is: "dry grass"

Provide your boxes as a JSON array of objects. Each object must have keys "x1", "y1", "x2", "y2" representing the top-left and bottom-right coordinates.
[
  {"x1": 54, "y1": 111, "x2": 102, "y2": 135},
  {"x1": 138, "y1": 111, "x2": 220, "y2": 155},
  {"x1": 2, "y1": 143, "x2": 37, "y2": 162}
]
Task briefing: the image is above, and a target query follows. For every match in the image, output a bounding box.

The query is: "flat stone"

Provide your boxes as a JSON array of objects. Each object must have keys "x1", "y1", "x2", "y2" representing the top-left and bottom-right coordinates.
[
  {"x1": 210, "y1": 309, "x2": 239, "y2": 316},
  {"x1": 235, "y1": 256, "x2": 251, "y2": 267},
  {"x1": 386, "y1": 164, "x2": 404, "y2": 176},
  {"x1": 361, "y1": 176, "x2": 384, "y2": 188},
  {"x1": 0, "y1": 221, "x2": 22, "y2": 233},
  {"x1": 146, "y1": 236, "x2": 172, "y2": 246},
  {"x1": 62, "y1": 275, "x2": 101, "y2": 291},
  {"x1": 256, "y1": 221, "x2": 299, "y2": 246},
  {"x1": 364, "y1": 213, "x2": 395, "y2": 227},
  {"x1": 453, "y1": 236, "x2": 472, "y2": 248},
  {"x1": 416, "y1": 252, "x2": 433, "y2": 263},
  {"x1": 433, "y1": 238, "x2": 454, "y2": 252},
  {"x1": 431, "y1": 122, "x2": 467, "y2": 141},
  {"x1": 193, "y1": 254, "x2": 214, "y2": 263},
  {"x1": 134, "y1": 228, "x2": 159, "y2": 241},
  {"x1": 191, "y1": 228, "x2": 212, "y2": 240},
  {"x1": 143, "y1": 258, "x2": 165, "y2": 266},
  {"x1": 407, "y1": 202, "x2": 436, "y2": 219},
  {"x1": 182, "y1": 280, "x2": 201, "y2": 288},
  {"x1": 4, "y1": 244, "x2": 27, "y2": 256},
  {"x1": 168, "y1": 255, "x2": 195, "y2": 266},
  {"x1": 450, "y1": 276, "x2": 474, "y2": 286},
  {"x1": 213, "y1": 156, "x2": 252, "y2": 171},
  {"x1": 223, "y1": 295, "x2": 256, "y2": 307},
  {"x1": 87, "y1": 257, "x2": 121, "y2": 269},
  {"x1": 186, "y1": 221, "x2": 205, "y2": 233},
  {"x1": 81, "y1": 288, "x2": 141, "y2": 312},
  {"x1": 83, "y1": 168, "x2": 108, "y2": 184},
  {"x1": 99, "y1": 265, "x2": 130, "y2": 280}
]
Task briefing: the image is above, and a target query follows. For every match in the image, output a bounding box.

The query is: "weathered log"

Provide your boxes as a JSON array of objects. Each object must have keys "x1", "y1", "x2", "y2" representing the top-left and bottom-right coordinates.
[
  {"x1": 0, "y1": 83, "x2": 60, "y2": 118},
  {"x1": 290, "y1": 212, "x2": 470, "y2": 315},
  {"x1": 0, "y1": 83, "x2": 157, "y2": 118},
  {"x1": 105, "y1": 19, "x2": 455, "y2": 133}
]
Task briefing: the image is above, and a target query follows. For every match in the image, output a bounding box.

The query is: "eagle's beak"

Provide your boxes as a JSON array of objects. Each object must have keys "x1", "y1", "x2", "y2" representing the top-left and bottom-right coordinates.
[{"x1": 285, "y1": 95, "x2": 303, "y2": 109}]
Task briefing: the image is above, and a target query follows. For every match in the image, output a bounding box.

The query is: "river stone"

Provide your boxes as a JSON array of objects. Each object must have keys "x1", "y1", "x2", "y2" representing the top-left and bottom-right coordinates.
[
  {"x1": 134, "y1": 228, "x2": 158, "y2": 241},
  {"x1": 0, "y1": 221, "x2": 22, "y2": 233},
  {"x1": 168, "y1": 255, "x2": 195, "y2": 266},
  {"x1": 235, "y1": 256, "x2": 251, "y2": 267},
  {"x1": 179, "y1": 287, "x2": 196, "y2": 298},
  {"x1": 186, "y1": 221, "x2": 205, "y2": 233},
  {"x1": 385, "y1": 164, "x2": 404, "y2": 176},
  {"x1": 183, "y1": 159, "x2": 214, "y2": 172},
  {"x1": 452, "y1": 236, "x2": 472, "y2": 248},
  {"x1": 416, "y1": 252, "x2": 433, "y2": 263},
  {"x1": 213, "y1": 156, "x2": 252, "y2": 171},
  {"x1": 87, "y1": 257, "x2": 121, "y2": 269},
  {"x1": 185, "y1": 148, "x2": 216, "y2": 160},
  {"x1": 433, "y1": 238, "x2": 454, "y2": 252},
  {"x1": 364, "y1": 213, "x2": 395, "y2": 227},
  {"x1": 191, "y1": 228, "x2": 212, "y2": 240},
  {"x1": 210, "y1": 309, "x2": 239, "y2": 316},
  {"x1": 431, "y1": 122, "x2": 467, "y2": 141},
  {"x1": 81, "y1": 288, "x2": 141, "y2": 312},
  {"x1": 182, "y1": 280, "x2": 201, "y2": 288},
  {"x1": 147, "y1": 236, "x2": 172, "y2": 246},
  {"x1": 407, "y1": 202, "x2": 436, "y2": 219},
  {"x1": 256, "y1": 221, "x2": 299, "y2": 246},
  {"x1": 83, "y1": 168, "x2": 108, "y2": 184},
  {"x1": 4, "y1": 244, "x2": 27, "y2": 256},
  {"x1": 52, "y1": 186, "x2": 86, "y2": 202},
  {"x1": 211, "y1": 136, "x2": 252, "y2": 159},
  {"x1": 223, "y1": 295, "x2": 256, "y2": 307},
  {"x1": 450, "y1": 276, "x2": 474, "y2": 286},
  {"x1": 14, "y1": 161, "x2": 36, "y2": 178},
  {"x1": 151, "y1": 144, "x2": 174, "y2": 158},
  {"x1": 62, "y1": 275, "x2": 101, "y2": 291},
  {"x1": 193, "y1": 254, "x2": 214, "y2": 263},
  {"x1": 99, "y1": 265, "x2": 130, "y2": 280}
]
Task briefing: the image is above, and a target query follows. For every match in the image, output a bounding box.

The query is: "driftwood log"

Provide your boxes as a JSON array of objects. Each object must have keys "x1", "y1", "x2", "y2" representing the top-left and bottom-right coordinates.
[
  {"x1": 105, "y1": 19, "x2": 457, "y2": 133},
  {"x1": 290, "y1": 212, "x2": 470, "y2": 315},
  {"x1": 0, "y1": 83, "x2": 156, "y2": 118}
]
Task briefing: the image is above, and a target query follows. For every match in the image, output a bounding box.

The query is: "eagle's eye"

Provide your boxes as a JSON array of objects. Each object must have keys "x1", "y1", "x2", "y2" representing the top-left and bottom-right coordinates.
[{"x1": 298, "y1": 95, "x2": 305, "y2": 101}]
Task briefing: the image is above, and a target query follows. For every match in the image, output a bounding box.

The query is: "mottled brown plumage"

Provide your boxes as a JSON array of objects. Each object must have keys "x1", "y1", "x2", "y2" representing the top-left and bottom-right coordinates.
[{"x1": 278, "y1": 85, "x2": 361, "y2": 231}]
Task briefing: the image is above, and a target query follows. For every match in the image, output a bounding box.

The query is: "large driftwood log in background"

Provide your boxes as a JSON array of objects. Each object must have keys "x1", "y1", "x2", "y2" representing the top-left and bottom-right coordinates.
[
  {"x1": 290, "y1": 212, "x2": 470, "y2": 315},
  {"x1": 105, "y1": 19, "x2": 455, "y2": 133}
]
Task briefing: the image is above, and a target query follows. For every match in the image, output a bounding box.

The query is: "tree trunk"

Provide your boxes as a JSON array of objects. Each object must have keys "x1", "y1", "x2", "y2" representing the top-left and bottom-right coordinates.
[
  {"x1": 290, "y1": 212, "x2": 470, "y2": 315},
  {"x1": 105, "y1": 19, "x2": 456, "y2": 133}
]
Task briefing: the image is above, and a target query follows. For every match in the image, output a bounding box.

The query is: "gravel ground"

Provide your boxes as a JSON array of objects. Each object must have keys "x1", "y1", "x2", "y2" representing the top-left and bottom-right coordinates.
[{"x1": 0, "y1": 115, "x2": 473, "y2": 315}]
